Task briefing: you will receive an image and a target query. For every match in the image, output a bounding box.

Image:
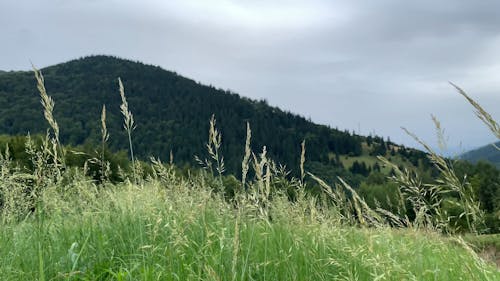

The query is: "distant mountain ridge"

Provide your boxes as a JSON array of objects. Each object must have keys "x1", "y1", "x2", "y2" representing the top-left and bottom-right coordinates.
[
  {"x1": 460, "y1": 141, "x2": 500, "y2": 167},
  {"x1": 0, "y1": 55, "x2": 428, "y2": 178}
]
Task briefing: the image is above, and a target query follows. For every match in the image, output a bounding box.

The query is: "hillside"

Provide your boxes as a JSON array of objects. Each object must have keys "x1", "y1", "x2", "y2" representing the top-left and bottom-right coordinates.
[
  {"x1": 461, "y1": 141, "x2": 500, "y2": 168},
  {"x1": 0, "y1": 55, "x2": 427, "y2": 179}
]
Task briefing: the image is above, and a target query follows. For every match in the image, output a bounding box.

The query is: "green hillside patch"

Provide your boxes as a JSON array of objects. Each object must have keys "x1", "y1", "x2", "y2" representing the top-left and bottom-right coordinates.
[
  {"x1": 339, "y1": 148, "x2": 417, "y2": 175},
  {"x1": 342, "y1": 154, "x2": 380, "y2": 168}
]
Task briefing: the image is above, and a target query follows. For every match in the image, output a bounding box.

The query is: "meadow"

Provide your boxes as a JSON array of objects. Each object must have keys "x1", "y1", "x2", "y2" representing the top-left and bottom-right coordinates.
[
  {"x1": 0, "y1": 68, "x2": 498, "y2": 280},
  {"x1": 1, "y1": 179, "x2": 498, "y2": 280}
]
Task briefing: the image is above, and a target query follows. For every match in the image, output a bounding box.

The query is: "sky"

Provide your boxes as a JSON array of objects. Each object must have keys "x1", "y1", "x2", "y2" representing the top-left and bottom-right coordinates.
[{"x1": 1, "y1": 0, "x2": 500, "y2": 155}]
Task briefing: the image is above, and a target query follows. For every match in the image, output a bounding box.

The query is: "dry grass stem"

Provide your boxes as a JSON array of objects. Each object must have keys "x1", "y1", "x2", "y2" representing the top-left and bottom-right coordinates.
[
  {"x1": 451, "y1": 82, "x2": 500, "y2": 140},
  {"x1": 300, "y1": 140, "x2": 306, "y2": 187},
  {"x1": 118, "y1": 78, "x2": 137, "y2": 183},
  {"x1": 431, "y1": 114, "x2": 447, "y2": 152},
  {"x1": 100, "y1": 105, "x2": 109, "y2": 182},
  {"x1": 32, "y1": 66, "x2": 60, "y2": 145},
  {"x1": 241, "y1": 122, "x2": 252, "y2": 191}
]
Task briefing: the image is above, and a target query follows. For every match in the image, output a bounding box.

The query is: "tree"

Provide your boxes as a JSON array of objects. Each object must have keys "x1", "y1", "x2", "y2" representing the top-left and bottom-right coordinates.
[{"x1": 470, "y1": 161, "x2": 500, "y2": 213}]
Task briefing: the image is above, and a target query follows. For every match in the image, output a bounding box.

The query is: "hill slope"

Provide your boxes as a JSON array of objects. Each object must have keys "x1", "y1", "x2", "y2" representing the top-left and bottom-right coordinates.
[
  {"x1": 461, "y1": 142, "x2": 500, "y2": 168},
  {"x1": 0, "y1": 55, "x2": 425, "y2": 177}
]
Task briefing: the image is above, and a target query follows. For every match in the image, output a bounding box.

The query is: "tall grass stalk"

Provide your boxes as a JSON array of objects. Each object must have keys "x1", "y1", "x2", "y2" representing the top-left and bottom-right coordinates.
[
  {"x1": 337, "y1": 177, "x2": 384, "y2": 226},
  {"x1": 403, "y1": 127, "x2": 483, "y2": 233},
  {"x1": 241, "y1": 122, "x2": 252, "y2": 192},
  {"x1": 118, "y1": 78, "x2": 136, "y2": 184},
  {"x1": 377, "y1": 83, "x2": 496, "y2": 234},
  {"x1": 195, "y1": 115, "x2": 226, "y2": 194},
  {"x1": 300, "y1": 140, "x2": 306, "y2": 188},
  {"x1": 250, "y1": 146, "x2": 274, "y2": 217},
  {"x1": 33, "y1": 66, "x2": 65, "y2": 171},
  {"x1": 32, "y1": 67, "x2": 59, "y2": 146},
  {"x1": 431, "y1": 114, "x2": 447, "y2": 152},
  {"x1": 451, "y1": 82, "x2": 500, "y2": 140},
  {"x1": 100, "y1": 104, "x2": 109, "y2": 183},
  {"x1": 208, "y1": 115, "x2": 225, "y2": 181},
  {"x1": 32, "y1": 66, "x2": 66, "y2": 281}
]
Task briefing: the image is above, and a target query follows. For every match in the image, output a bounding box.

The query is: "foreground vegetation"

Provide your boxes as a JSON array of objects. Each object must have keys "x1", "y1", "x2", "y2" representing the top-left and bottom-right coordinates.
[
  {"x1": 1, "y1": 180, "x2": 498, "y2": 280},
  {"x1": 0, "y1": 65, "x2": 499, "y2": 280},
  {"x1": 0, "y1": 56, "x2": 498, "y2": 230}
]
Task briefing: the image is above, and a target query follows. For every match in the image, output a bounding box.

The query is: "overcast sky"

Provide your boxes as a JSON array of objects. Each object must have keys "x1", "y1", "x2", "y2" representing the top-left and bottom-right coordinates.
[{"x1": 2, "y1": 0, "x2": 500, "y2": 155}]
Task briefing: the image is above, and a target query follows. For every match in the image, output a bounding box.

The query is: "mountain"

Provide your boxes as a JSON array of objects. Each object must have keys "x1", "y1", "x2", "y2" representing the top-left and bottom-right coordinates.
[
  {"x1": 0, "y1": 55, "x2": 428, "y2": 179},
  {"x1": 461, "y1": 141, "x2": 500, "y2": 168}
]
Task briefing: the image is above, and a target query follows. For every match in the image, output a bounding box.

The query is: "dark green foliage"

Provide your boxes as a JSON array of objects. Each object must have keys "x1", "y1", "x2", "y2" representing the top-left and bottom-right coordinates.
[
  {"x1": 349, "y1": 160, "x2": 370, "y2": 177},
  {"x1": 0, "y1": 55, "x2": 366, "y2": 177},
  {"x1": 0, "y1": 134, "x2": 130, "y2": 183},
  {"x1": 454, "y1": 160, "x2": 500, "y2": 214},
  {"x1": 369, "y1": 136, "x2": 387, "y2": 156},
  {"x1": 359, "y1": 181, "x2": 401, "y2": 214},
  {"x1": 305, "y1": 160, "x2": 364, "y2": 187},
  {"x1": 469, "y1": 162, "x2": 500, "y2": 213},
  {"x1": 0, "y1": 134, "x2": 33, "y2": 168},
  {"x1": 359, "y1": 172, "x2": 404, "y2": 218},
  {"x1": 64, "y1": 143, "x2": 130, "y2": 183}
]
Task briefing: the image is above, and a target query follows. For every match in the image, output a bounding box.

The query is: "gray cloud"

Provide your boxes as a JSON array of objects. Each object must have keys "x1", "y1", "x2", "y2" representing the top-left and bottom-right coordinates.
[{"x1": 1, "y1": 0, "x2": 499, "y2": 154}]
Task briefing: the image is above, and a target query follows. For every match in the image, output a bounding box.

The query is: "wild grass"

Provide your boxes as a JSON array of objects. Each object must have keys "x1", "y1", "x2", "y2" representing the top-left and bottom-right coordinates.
[
  {"x1": 118, "y1": 78, "x2": 136, "y2": 184},
  {"x1": 451, "y1": 82, "x2": 500, "y2": 140},
  {"x1": 0, "y1": 181, "x2": 498, "y2": 281},
  {"x1": 361, "y1": 85, "x2": 500, "y2": 235},
  {"x1": 100, "y1": 105, "x2": 110, "y2": 183},
  {"x1": 241, "y1": 122, "x2": 252, "y2": 192},
  {"x1": 0, "y1": 70, "x2": 498, "y2": 280}
]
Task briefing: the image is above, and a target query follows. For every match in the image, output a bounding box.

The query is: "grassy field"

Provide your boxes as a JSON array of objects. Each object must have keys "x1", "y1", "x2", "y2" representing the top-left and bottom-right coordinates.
[
  {"x1": 0, "y1": 69, "x2": 498, "y2": 280},
  {"x1": 0, "y1": 179, "x2": 498, "y2": 281},
  {"x1": 0, "y1": 181, "x2": 500, "y2": 280},
  {"x1": 465, "y1": 234, "x2": 500, "y2": 268},
  {"x1": 338, "y1": 142, "x2": 416, "y2": 175}
]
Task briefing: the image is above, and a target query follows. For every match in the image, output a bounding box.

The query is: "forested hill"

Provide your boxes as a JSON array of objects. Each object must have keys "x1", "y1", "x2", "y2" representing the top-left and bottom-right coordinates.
[
  {"x1": 461, "y1": 142, "x2": 500, "y2": 168},
  {"x1": 0, "y1": 55, "x2": 424, "y2": 177}
]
